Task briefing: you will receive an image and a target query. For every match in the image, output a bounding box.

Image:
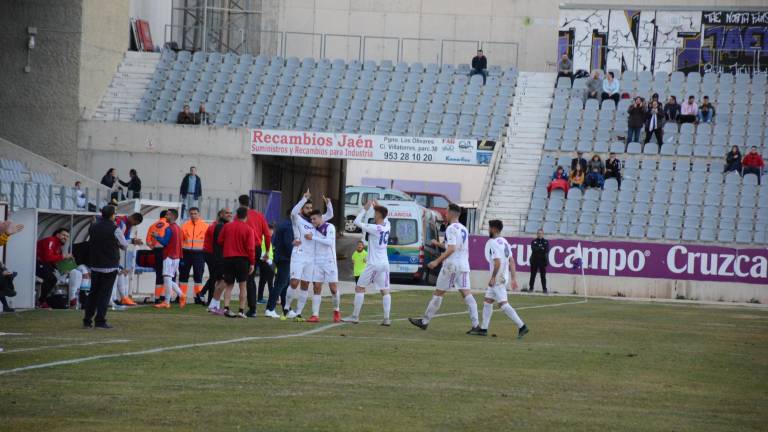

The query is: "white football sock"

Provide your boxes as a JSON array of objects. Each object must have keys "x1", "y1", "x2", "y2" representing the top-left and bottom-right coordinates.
[
  {"x1": 482, "y1": 302, "x2": 493, "y2": 330},
  {"x1": 352, "y1": 292, "x2": 364, "y2": 317},
  {"x1": 501, "y1": 303, "x2": 524, "y2": 328},
  {"x1": 382, "y1": 294, "x2": 391, "y2": 320},
  {"x1": 311, "y1": 294, "x2": 321, "y2": 316},
  {"x1": 209, "y1": 299, "x2": 220, "y2": 310},
  {"x1": 423, "y1": 295, "x2": 443, "y2": 324},
  {"x1": 116, "y1": 274, "x2": 129, "y2": 298},
  {"x1": 285, "y1": 287, "x2": 297, "y2": 309},
  {"x1": 68, "y1": 270, "x2": 83, "y2": 301},
  {"x1": 464, "y1": 295, "x2": 479, "y2": 328},
  {"x1": 295, "y1": 289, "x2": 309, "y2": 315},
  {"x1": 332, "y1": 291, "x2": 340, "y2": 311}
]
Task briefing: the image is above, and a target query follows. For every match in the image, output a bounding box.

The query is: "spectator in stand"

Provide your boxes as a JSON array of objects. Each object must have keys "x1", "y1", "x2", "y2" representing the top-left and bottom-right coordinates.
[
  {"x1": 0, "y1": 220, "x2": 25, "y2": 313},
  {"x1": 118, "y1": 169, "x2": 142, "y2": 199},
  {"x1": 36, "y1": 228, "x2": 70, "y2": 308},
  {"x1": 742, "y1": 146, "x2": 765, "y2": 185},
  {"x1": 679, "y1": 95, "x2": 698, "y2": 124},
  {"x1": 584, "y1": 166, "x2": 605, "y2": 190},
  {"x1": 626, "y1": 96, "x2": 645, "y2": 144},
  {"x1": 604, "y1": 152, "x2": 622, "y2": 188},
  {"x1": 644, "y1": 100, "x2": 664, "y2": 146},
  {"x1": 585, "y1": 70, "x2": 601, "y2": 101},
  {"x1": 588, "y1": 154, "x2": 605, "y2": 175},
  {"x1": 724, "y1": 145, "x2": 742, "y2": 173},
  {"x1": 556, "y1": 54, "x2": 573, "y2": 85},
  {"x1": 569, "y1": 166, "x2": 585, "y2": 191},
  {"x1": 100, "y1": 168, "x2": 121, "y2": 201},
  {"x1": 74, "y1": 181, "x2": 87, "y2": 209},
  {"x1": 177, "y1": 105, "x2": 195, "y2": 125},
  {"x1": 195, "y1": 103, "x2": 211, "y2": 125},
  {"x1": 470, "y1": 49, "x2": 488, "y2": 85},
  {"x1": 601, "y1": 71, "x2": 620, "y2": 107},
  {"x1": 179, "y1": 167, "x2": 202, "y2": 219},
  {"x1": 663, "y1": 95, "x2": 680, "y2": 122},
  {"x1": 570, "y1": 151, "x2": 587, "y2": 173},
  {"x1": 648, "y1": 93, "x2": 660, "y2": 109},
  {"x1": 547, "y1": 166, "x2": 569, "y2": 196},
  {"x1": 698, "y1": 96, "x2": 716, "y2": 123}
]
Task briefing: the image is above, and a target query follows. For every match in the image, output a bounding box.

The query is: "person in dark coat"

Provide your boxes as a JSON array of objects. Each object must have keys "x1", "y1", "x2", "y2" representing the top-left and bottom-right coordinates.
[
  {"x1": 180, "y1": 167, "x2": 203, "y2": 219},
  {"x1": 604, "y1": 152, "x2": 622, "y2": 188},
  {"x1": 570, "y1": 151, "x2": 587, "y2": 173},
  {"x1": 270, "y1": 209, "x2": 294, "y2": 316},
  {"x1": 529, "y1": 230, "x2": 549, "y2": 294},
  {"x1": 644, "y1": 100, "x2": 665, "y2": 147},
  {"x1": 626, "y1": 97, "x2": 645, "y2": 144},
  {"x1": 470, "y1": 49, "x2": 488, "y2": 85},
  {"x1": 118, "y1": 169, "x2": 142, "y2": 199},
  {"x1": 724, "y1": 146, "x2": 742, "y2": 173},
  {"x1": 83, "y1": 205, "x2": 128, "y2": 328}
]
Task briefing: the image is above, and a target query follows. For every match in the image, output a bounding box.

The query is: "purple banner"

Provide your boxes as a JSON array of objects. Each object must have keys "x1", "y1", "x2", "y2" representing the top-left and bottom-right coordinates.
[{"x1": 469, "y1": 236, "x2": 768, "y2": 285}]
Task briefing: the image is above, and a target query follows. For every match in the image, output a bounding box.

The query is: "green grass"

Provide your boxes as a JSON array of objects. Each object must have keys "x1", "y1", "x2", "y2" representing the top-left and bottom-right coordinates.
[{"x1": 1, "y1": 291, "x2": 767, "y2": 431}]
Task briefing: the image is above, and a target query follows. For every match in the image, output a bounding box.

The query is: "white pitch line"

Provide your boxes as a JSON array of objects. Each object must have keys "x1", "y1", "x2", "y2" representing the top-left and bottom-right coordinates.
[
  {"x1": 0, "y1": 332, "x2": 28, "y2": 336},
  {"x1": 0, "y1": 324, "x2": 341, "y2": 376},
  {"x1": 1, "y1": 339, "x2": 131, "y2": 354}
]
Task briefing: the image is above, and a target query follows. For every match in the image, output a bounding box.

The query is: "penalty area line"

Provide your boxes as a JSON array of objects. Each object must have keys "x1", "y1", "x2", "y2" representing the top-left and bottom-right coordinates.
[
  {"x1": 0, "y1": 323, "x2": 342, "y2": 376},
  {"x1": 0, "y1": 339, "x2": 131, "y2": 354}
]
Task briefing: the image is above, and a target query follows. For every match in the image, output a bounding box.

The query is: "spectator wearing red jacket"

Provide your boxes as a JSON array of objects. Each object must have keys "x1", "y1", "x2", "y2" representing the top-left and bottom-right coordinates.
[
  {"x1": 547, "y1": 166, "x2": 569, "y2": 197},
  {"x1": 237, "y1": 194, "x2": 272, "y2": 318},
  {"x1": 218, "y1": 206, "x2": 256, "y2": 318},
  {"x1": 742, "y1": 146, "x2": 765, "y2": 185},
  {"x1": 36, "y1": 228, "x2": 70, "y2": 308}
]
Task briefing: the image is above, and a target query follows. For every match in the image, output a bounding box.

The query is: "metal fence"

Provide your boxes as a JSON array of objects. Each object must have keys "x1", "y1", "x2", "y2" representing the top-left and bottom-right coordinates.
[{"x1": 164, "y1": 26, "x2": 520, "y2": 68}]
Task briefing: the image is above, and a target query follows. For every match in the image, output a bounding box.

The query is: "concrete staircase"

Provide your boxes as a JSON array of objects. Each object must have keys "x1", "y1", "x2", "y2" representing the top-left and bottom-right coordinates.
[
  {"x1": 91, "y1": 51, "x2": 159, "y2": 121},
  {"x1": 481, "y1": 71, "x2": 555, "y2": 234}
]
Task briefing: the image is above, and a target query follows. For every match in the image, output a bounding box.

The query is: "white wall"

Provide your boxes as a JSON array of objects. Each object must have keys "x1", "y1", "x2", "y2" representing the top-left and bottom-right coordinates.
[
  {"x1": 129, "y1": 0, "x2": 172, "y2": 50},
  {"x1": 269, "y1": 0, "x2": 768, "y2": 71},
  {"x1": 77, "y1": 120, "x2": 255, "y2": 200}
]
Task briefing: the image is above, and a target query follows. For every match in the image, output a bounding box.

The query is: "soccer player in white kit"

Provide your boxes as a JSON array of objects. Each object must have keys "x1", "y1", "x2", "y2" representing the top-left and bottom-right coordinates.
[
  {"x1": 343, "y1": 200, "x2": 392, "y2": 326},
  {"x1": 471, "y1": 219, "x2": 529, "y2": 338},
  {"x1": 304, "y1": 209, "x2": 341, "y2": 323},
  {"x1": 285, "y1": 190, "x2": 333, "y2": 321},
  {"x1": 409, "y1": 203, "x2": 480, "y2": 333}
]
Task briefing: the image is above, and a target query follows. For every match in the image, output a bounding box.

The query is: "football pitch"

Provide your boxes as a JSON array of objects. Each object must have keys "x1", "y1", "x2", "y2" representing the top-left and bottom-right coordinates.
[{"x1": 1, "y1": 291, "x2": 766, "y2": 431}]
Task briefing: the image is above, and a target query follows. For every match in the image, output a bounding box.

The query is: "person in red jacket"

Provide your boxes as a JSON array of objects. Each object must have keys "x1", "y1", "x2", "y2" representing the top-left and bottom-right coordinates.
[
  {"x1": 237, "y1": 194, "x2": 271, "y2": 318},
  {"x1": 742, "y1": 146, "x2": 765, "y2": 185},
  {"x1": 36, "y1": 228, "x2": 70, "y2": 308},
  {"x1": 218, "y1": 206, "x2": 256, "y2": 318},
  {"x1": 153, "y1": 209, "x2": 186, "y2": 309}
]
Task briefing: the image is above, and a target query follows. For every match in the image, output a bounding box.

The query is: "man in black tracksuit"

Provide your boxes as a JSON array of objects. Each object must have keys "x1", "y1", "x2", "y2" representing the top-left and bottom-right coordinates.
[
  {"x1": 83, "y1": 205, "x2": 128, "y2": 328},
  {"x1": 529, "y1": 229, "x2": 549, "y2": 294}
]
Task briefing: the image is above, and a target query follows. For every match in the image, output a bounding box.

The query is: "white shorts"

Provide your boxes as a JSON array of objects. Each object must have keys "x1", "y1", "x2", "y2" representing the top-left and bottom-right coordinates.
[
  {"x1": 290, "y1": 259, "x2": 314, "y2": 281},
  {"x1": 162, "y1": 258, "x2": 180, "y2": 277},
  {"x1": 356, "y1": 264, "x2": 390, "y2": 290},
  {"x1": 312, "y1": 262, "x2": 338, "y2": 284},
  {"x1": 435, "y1": 265, "x2": 471, "y2": 291},
  {"x1": 484, "y1": 284, "x2": 509, "y2": 303}
]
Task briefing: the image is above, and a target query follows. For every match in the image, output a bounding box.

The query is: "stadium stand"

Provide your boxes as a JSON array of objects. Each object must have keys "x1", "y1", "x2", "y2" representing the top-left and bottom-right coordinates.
[
  {"x1": 128, "y1": 50, "x2": 518, "y2": 140},
  {"x1": 92, "y1": 51, "x2": 161, "y2": 122},
  {"x1": 518, "y1": 70, "x2": 768, "y2": 244}
]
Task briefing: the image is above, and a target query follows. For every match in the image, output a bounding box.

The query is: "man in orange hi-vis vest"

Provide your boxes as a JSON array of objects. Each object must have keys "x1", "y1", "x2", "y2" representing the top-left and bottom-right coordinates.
[
  {"x1": 179, "y1": 207, "x2": 209, "y2": 299},
  {"x1": 146, "y1": 210, "x2": 169, "y2": 302}
]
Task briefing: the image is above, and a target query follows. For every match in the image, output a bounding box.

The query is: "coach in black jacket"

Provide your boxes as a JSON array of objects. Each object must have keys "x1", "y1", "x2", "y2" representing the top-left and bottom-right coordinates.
[
  {"x1": 83, "y1": 205, "x2": 128, "y2": 328},
  {"x1": 529, "y1": 230, "x2": 549, "y2": 293}
]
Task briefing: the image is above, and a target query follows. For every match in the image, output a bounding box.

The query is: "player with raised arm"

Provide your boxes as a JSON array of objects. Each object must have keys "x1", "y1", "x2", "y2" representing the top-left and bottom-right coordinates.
[
  {"x1": 285, "y1": 190, "x2": 333, "y2": 321},
  {"x1": 470, "y1": 219, "x2": 529, "y2": 338},
  {"x1": 304, "y1": 209, "x2": 341, "y2": 322},
  {"x1": 343, "y1": 200, "x2": 392, "y2": 326},
  {"x1": 409, "y1": 203, "x2": 480, "y2": 333}
]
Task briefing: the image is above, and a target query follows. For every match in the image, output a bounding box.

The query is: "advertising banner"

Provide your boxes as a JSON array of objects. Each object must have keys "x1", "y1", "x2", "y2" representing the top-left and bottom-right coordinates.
[
  {"x1": 249, "y1": 129, "x2": 494, "y2": 166},
  {"x1": 469, "y1": 235, "x2": 768, "y2": 285}
]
